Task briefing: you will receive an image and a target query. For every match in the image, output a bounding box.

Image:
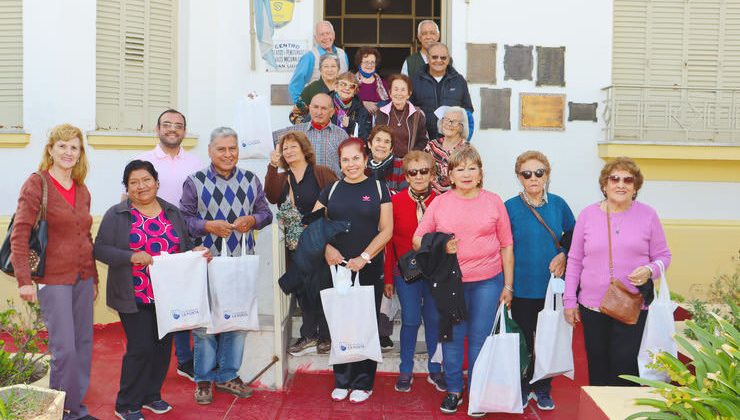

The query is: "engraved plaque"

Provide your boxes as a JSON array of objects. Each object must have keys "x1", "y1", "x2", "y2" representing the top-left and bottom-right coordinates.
[
  {"x1": 568, "y1": 102, "x2": 598, "y2": 122},
  {"x1": 504, "y1": 45, "x2": 533, "y2": 81},
  {"x1": 536, "y1": 46, "x2": 565, "y2": 87},
  {"x1": 270, "y1": 84, "x2": 292, "y2": 105},
  {"x1": 520, "y1": 93, "x2": 565, "y2": 131},
  {"x1": 466, "y1": 43, "x2": 497, "y2": 84},
  {"x1": 480, "y1": 88, "x2": 511, "y2": 130}
]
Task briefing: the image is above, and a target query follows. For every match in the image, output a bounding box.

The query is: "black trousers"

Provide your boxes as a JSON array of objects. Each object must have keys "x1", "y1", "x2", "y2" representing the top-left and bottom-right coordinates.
[
  {"x1": 297, "y1": 289, "x2": 330, "y2": 340},
  {"x1": 511, "y1": 297, "x2": 552, "y2": 393},
  {"x1": 333, "y1": 259, "x2": 383, "y2": 391},
  {"x1": 117, "y1": 305, "x2": 173, "y2": 412},
  {"x1": 580, "y1": 305, "x2": 648, "y2": 386}
]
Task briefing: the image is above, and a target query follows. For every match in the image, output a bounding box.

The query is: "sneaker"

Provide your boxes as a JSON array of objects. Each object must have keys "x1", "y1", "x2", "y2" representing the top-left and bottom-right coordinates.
[
  {"x1": 142, "y1": 400, "x2": 172, "y2": 414},
  {"x1": 78, "y1": 416, "x2": 99, "y2": 420},
  {"x1": 533, "y1": 390, "x2": 555, "y2": 410},
  {"x1": 427, "y1": 372, "x2": 447, "y2": 392},
  {"x1": 317, "y1": 339, "x2": 331, "y2": 354},
  {"x1": 349, "y1": 389, "x2": 372, "y2": 403},
  {"x1": 331, "y1": 388, "x2": 349, "y2": 401},
  {"x1": 440, "y1": 393, "x2": 463, "y2": 414},
  {"x1": 394, "y1": 373, "x2": 413, "y2": 392},
  {"x1": 215, "y1": 377, "x2": 254, "y2": 398},
  {"x1": 288, "y1": 336, "x2": 318, "y2": 356},
  {"x1": 380, "y1": 336, "x2": 394, "y2": 352},
  {"x1": 468, "y1": 412, "x2": 486, "y2": 418},
  {"x1": 114, "y1": 410, "x2": 144, "y2": 420},
  {"x1": 176, "y1": 360, "x2": 195, "y2": 382},
  {"x1": 194, "y1": 381, "x2": 213, "y2": 405}
]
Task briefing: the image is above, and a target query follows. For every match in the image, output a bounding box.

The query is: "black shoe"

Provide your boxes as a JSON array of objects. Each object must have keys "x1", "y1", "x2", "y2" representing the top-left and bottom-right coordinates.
[
  {"x1": 177, "y1": 359, "x2": 195, "y2": 382},
  {"x1": 440, "y1": 393, "x2": 463, "y2": 414},
  {"x1": 380, "y1": 336, "x2": 394, "y2": 352}
]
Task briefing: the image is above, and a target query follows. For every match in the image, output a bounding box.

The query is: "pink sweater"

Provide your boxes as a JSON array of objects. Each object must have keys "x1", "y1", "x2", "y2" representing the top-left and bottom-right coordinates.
[
  {"x1": 414, "y1": 189, "x2": 513, "y2": 282},
  {"x1": 564, "y1": 201, "x2": 672, "y2": 309}
]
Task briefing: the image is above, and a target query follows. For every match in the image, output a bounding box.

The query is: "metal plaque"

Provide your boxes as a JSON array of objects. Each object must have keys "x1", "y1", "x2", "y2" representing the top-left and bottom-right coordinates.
[
  {"x1": 270, "y1": 84, "x2": 292, "y2": 106},
  {"x1": 536, "y1": 46, "x2": 565, "y2": 87},
  {"x1": 480, "y1": 88, "x2": 511, "y2": 130},
  {"x1": 520, "y1": 93, "x2": 565, "y2": 131},
  {"x1": 466, "y1": 43, "x2": 497, "y2": 84},
  {"x1": 568, "y1": 102, "x2": 598, "y2": 122},
  {"x1": 504, "y1": 45, "x2": 533, "y2": 81}
]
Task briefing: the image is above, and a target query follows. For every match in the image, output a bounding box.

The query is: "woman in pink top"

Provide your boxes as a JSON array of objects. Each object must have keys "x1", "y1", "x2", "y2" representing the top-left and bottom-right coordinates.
[
  {"x1": 564, "y1": 157, "x2": 671, "y2": 386},
  {"x1": 413, "y1": 146, "x2": 514, "y2": 415}
]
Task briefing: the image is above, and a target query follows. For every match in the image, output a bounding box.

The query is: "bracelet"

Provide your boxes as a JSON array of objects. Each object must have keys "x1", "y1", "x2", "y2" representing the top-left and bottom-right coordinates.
[{"x1": 504, "y1": 284, "x2": 514, "y2": 293}]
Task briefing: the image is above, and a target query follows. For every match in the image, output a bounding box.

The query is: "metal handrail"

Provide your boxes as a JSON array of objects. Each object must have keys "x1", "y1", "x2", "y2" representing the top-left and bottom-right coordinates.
[{"x1": 271, "y1": 223, "x2": 289, "y2": 389}]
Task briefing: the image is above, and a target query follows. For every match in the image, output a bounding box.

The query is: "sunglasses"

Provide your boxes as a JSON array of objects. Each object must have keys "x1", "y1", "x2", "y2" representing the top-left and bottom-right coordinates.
[
  {"x1": 430, "y1": 55, "x2": 448, "y2": 61},
  {"x1": 407, "y1": 168, "x2": 431, "y2": 177},
  {"x1": 519, "y1": 169, "x2": 546, "y2": 179},
  {"x1": 608, "y1": 175, "x2": 635, "y2": 185}
]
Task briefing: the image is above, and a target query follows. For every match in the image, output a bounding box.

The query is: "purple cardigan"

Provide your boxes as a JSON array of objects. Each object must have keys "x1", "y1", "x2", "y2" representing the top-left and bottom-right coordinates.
[{"x1": 564, "y1": 201, "x2": 671, "y2": 309}]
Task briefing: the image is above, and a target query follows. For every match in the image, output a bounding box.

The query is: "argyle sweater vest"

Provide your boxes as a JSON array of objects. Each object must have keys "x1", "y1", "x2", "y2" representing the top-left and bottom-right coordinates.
[{"x1": 189, "y1": 168, "x2": 259, "y2": 256}]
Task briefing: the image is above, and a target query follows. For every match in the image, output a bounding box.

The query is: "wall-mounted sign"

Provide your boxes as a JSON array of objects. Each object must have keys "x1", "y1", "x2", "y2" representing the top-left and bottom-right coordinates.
[
  {"x1": 536, "y1": 46, "x2": 565, "y2": 87},
  {"x1": 520, "y1": 93, "x2": 565, "y2": 131},
  {"x1": 504, "y1": 44, "x2": 533, "y2": 81},
  {"x1": 269, "y1": 40, "x2": 308, "y2": 72},
  {"x1": 270, "y1": 0, "x2": 295, "y2": 28},
  {"x1": 568, "y1": 102, "x2": 598, "y2": 122}
]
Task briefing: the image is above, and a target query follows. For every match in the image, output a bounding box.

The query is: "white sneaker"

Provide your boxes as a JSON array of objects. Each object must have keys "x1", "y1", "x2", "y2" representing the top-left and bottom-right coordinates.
[
  {"x1": 349, "y1": 389, "x2": 372, "y2": 403},
  {"x1": 331, "y1": 388, "x2": 349, "y2": 401}
]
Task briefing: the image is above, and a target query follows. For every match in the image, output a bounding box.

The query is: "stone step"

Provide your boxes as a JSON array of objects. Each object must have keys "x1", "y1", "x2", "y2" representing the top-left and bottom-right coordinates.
[
  {"x1": 287, "y1": 340, "x2": 434, "y2": 374},
  {"x1": 289, "y1": 315, "x2": 424, "y2": 343}
]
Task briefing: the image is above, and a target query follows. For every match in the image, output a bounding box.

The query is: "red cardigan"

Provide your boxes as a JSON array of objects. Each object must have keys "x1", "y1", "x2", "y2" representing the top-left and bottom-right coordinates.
[
  {"x1": 384, "y1": 188, "x2": 436, "y2": 285},
  {"x1": 10, "y1": 171, "x2": 98, "y2": 287}
]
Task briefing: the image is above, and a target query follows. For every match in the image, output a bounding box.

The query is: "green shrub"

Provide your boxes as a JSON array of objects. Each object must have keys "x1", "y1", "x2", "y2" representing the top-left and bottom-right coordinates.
[{"x1": 0, "y1": 300, "x2": 48, "y2": 387}]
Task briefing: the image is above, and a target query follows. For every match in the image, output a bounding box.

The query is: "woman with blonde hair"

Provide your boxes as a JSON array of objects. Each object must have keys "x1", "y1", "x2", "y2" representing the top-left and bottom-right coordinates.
[{"x1": 10, "y1": 123, "x2": 99, "y2": 420}]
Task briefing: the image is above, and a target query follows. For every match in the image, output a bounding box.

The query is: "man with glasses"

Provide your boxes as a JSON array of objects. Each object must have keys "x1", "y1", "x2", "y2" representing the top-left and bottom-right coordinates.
[
  {"x1": 134, "y1": 108, "x2": 203, "y2": 382},
  {"x1": 410, "y1": 43, "x2": 474, "y2": 140},
  {"x1": 402, "y1": 20, "x2": 443, "y2": 78}
]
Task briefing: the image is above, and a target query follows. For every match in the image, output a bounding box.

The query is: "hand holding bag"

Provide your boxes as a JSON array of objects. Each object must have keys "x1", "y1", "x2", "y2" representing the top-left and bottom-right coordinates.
[
  {"x1": 638, "y1": 260, "x2": 678, "y2": 382},
  {"x1": 599, "y1": 205, "x2": 643, "y2": 325},
  {"x1": 1, "y1": 172, "x2": 49, "y2": 277},
  {"x1": 530, "y1": 275, "x2": 575, "y2": 383}
]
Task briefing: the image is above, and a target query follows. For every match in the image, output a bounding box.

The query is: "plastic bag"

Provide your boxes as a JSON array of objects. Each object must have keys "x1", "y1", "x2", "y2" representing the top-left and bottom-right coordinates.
[
  {"x1": 530, "y1": 275, "x2": 575, "y2": 383},
  {"x1": 638, "y1": 260, "x2": 678, "y2": 382}
]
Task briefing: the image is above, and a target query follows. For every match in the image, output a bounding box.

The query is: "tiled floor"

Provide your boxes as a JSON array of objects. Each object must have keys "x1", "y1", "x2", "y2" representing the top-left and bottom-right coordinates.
[{"x1": 82, "y1": 322, "x2": 591, "y2": 419}]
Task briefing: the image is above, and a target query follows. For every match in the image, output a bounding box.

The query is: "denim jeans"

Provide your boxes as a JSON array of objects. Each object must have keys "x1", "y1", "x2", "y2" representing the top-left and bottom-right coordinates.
[
  {"x1": 394, "y1": 275, "x2": 441, "y2": 374},
  {"x1": 192, "y1": 329, "x2": 247, "y2": 383},
  {"x1": 173, "y1": 330, "x2": 193, "y2": 364},
  {"x1": 442, "y1": 273, "x2": 503, "y2": 393}
]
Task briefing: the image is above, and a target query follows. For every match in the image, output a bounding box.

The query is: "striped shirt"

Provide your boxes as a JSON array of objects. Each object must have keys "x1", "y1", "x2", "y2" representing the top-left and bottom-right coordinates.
[
  {"x1": 273, "y1": 122, "x2": 348, "y2": 177},
  {"x1": 424, "y1": 137, "x2": 466, "y2": 194}
]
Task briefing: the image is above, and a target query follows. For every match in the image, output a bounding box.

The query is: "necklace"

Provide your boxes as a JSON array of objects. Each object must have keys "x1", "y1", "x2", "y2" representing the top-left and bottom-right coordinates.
[{"x1": 391, "y1": 106, "x2": 405, "y2": 127}]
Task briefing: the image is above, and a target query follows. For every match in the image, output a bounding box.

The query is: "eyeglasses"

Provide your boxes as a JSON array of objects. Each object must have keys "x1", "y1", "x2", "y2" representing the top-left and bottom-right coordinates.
[
  {"x1": 442, "y1": 117, "x2": 463, "y2": 126},
  {"x1": 608, "y1": 175, "x2": 635, "y2": 185},
  {"x1": 519, "y1": 169, "x2": 546, "y2": 179},
  {"x1": 338, "y1": 81, "x2": 358, "y2": 89},
  {"x1": 430, "y1": 55, "x2": 448, "y2": 61},
  {"x1": 361, "y1": 60, "x2": 376, "y2": 66},
  {"x1": 407, "y1": 168, "x2": 431, "y2": 177},
  {"x1": 160, "y1": 122, "x2": 184, "y2": 130}
]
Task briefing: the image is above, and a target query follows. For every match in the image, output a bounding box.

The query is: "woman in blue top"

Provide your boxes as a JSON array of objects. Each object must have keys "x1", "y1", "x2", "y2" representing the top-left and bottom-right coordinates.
[{"x1": 504, "y1": 151, "x2": 575, "y2": 411}]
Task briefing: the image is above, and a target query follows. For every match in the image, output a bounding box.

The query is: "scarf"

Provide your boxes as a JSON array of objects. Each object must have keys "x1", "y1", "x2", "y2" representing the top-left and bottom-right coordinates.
[
  {"x1": 358, "y1": 68, "x2": 374, "y2": 79},
  {"x1": 332, "y1": 92, "x2": 353, "y2": 128},
  {"x1": 368, "y1": 153, "x2": 395, "y2": 182},
  {"x1": 311, "y1": 120, "x2": 329, "y2": 131},
  {"x1": 520, "y1": 191, "x2": 548, "y2": 208},
  {"x1": 356, "y1": 72, "x2": 390, "y2": 102},
  {"x1": 408, "y1": 187, "x2": 432, "y2": 222}
]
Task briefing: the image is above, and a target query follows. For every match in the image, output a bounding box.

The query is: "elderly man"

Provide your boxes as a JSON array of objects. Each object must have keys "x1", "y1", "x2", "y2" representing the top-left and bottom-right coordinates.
[
  {"x1": 288, "y1": 21, "x2": 349, "y2": 104},
  {"x1": 134, "y1": 108, "x2": 202, "y2": 382},
  {"x1": 180, "y1": 127, "x2": 273, "y2": 405},
  {"x1": 402, "y1": 20, "x2": 442, "y2": 78},
  {"x1": 410, "y1": 42, "x2": 473, "y2": 140},
  {"x1": 273, "y1": 93, "x2": 348, "y2": 176}
]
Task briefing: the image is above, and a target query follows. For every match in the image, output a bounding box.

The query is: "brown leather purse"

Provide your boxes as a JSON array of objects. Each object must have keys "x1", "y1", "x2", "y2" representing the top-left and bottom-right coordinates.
[{"x1": 598, "y1": 205, "x2": 643, "y2": 325}]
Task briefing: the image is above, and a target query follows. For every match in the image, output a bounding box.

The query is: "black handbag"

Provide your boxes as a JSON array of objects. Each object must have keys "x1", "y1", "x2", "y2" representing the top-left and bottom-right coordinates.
[
  {"x1": 0, "y1": 172, "x2": 49, "y2": 278},
  {"x1": 398, "y1": 250, "x2": 423, "y2": 283}
]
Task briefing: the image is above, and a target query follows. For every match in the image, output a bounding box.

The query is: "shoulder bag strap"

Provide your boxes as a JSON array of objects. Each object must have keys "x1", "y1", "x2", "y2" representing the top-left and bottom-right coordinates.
[
  {"x1": 520, "y1": 193, "x2": 560, "y2": 250},
  {"x1": 325, "y1": 181, "x2": 340, "y2": 218},
  {"x1": 35, "y1": 171, "x2": 48, "y2": 225},
  {"x1": 606, "y1": 204, "x2": 614, "y2": 280},
  {"x1": 376, "y1": 179, "x2": 382, "y2": 199}
]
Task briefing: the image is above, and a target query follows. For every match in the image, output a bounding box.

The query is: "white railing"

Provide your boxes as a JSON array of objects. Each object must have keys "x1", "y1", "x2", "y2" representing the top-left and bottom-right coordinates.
[
  {"x1": 602, "y1": 85, "x2": 740, "y2": 144},
  {"x1": 270, "y1": 222, "x2": 290, "y2": 389}
]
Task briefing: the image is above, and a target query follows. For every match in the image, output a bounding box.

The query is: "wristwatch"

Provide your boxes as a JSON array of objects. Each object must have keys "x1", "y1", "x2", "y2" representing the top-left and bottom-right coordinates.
[{"x1": 360, "y1": 252, "x2": 372, "y2": 263}]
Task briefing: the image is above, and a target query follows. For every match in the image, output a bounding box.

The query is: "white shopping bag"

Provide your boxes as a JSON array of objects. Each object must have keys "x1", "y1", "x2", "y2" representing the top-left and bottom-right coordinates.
[
  {"x1": 430, "y1": 343, "x2": 443, "y2": 364},
  {"x1": 206, "y1": 236, "x2": 261, "y2": 334},
  {"x1": 530, "y1": 275, "x2": 575, "y2": 383},
  {"x1": 330, "y1": 264, "x2": 353, "y2": 295},
  {"x1": 380, "y1": 293, "x2": 401, "y2": 321},
  {"x1": 150, "y1": 250, "x2": 210, "y2": 339},
  {"x1": 234, "y1": 93, "x2": 273, "y2": 159},
  {"x1": 468, "y1": 303, "x2": 523, "y2": 415},
  {"x1": 321, "y1": 267, "x2": 383, "y2": 365},
  {"x1": 638, "y1": 260, "x2": 678, "y2": 382}
]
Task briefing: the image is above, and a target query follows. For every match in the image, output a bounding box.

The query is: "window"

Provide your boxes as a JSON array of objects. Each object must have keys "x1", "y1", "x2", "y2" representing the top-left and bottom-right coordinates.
[
  {"x1": 608, "y1": 0, "x2": 740, "y2": 143},
  {"x1": 0, "y1": 0, "x2": 23, "y2": 130},
  {"x1": 96, "y1": 0, "x2": 178, "y2": 131}
]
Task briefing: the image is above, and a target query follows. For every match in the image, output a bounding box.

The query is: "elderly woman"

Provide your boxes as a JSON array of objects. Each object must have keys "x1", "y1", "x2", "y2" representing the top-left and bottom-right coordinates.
[
  {"x1": 425, "y1": 106, "x2": 468, "y2": 194},
  {"x1": 290, "y1": 54, "x2": 341, "y2": 124},
  {"x1": 95, "y1": 160, "x2": 210, "y2": 419},
  {"x1": 313, "y1": 137, "x2": 393, "y2": 404},
  {"x1": 504, "y1": 151, "x2": 575, "y2": 410},
  {"x1": 375, "y1": 74, "x2": 428, "y2": 158},
  {"x1": 330, "y1": 72, "x2": 372, "y2": 140},
  {"x1": 264, "y1": 131, "x2": 338, "y2": 356},
  {"x1": 384, "y1": 151, "x2": 446, "y2": 393},
  {"x1": 10, "y1": 124, "x2": 98, "y2": 420},
  {"x1": 366, "y1": 125, "x2": 406, "y2": 194},
  {"x1": 413, "y1": 145, "x2": 513, "y2": 416},
  {"x1": 354, "y1": 47, "x2": 389, "y2": 115},
  {"x1": 564, "y1": 157, "x2": 671, "y2": 386}
]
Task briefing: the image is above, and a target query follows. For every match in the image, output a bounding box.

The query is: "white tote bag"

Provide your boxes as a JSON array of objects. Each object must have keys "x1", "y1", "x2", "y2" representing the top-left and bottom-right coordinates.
[
  {"x1": 530, "y1": 275, "x2": 575, "y2": 383},
  {"x1": 638, "y1": 260, "x2": 678, "y2": 382},
  {"x1": 321, "y1": 266, "x2": 383, "y2": 365},
  {"x1": 150, "y1": 250, "x2": 210, "y2": 339},
  {"x1": 468, "y1": 303, "x2": 523, "y2": 415},
  {"x1": 233, "y1": 94, "x2": 274, "y2": 159},
  {"x1": 206, "y1": 236, "x2": 261, "y2": 334}
]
